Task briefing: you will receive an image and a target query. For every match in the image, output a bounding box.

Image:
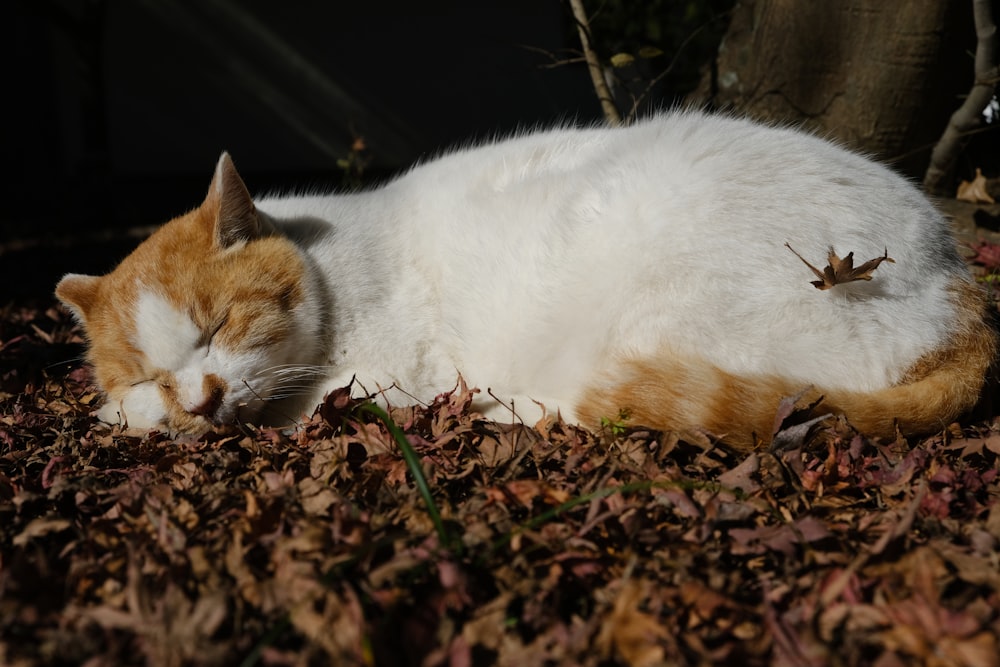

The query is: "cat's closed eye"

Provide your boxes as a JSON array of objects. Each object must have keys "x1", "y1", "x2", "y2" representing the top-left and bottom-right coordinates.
[
  {"x1": 198, "y1": 316, "x2": 229, "y2": 349},
  {"x1": 128, "y1": 377, "x2": 169, "y2": 390}
]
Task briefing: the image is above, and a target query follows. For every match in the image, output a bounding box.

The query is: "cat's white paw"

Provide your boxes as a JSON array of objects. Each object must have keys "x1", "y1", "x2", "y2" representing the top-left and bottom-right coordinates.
[
  {"x1": 95, "y1": 401, "x2": 122, "y2": 425},
  {"x1": 96, "y1": 384, "x2": 167, "y2": 430}
]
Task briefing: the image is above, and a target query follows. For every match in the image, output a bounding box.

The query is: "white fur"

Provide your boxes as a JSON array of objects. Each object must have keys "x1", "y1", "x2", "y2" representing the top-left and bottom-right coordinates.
[
  {"x1": 98, "y1": 382, "x2": 165, "y2": 429},
  {"x1": 245, "y1": 111, "x2": 967, "y2": 425},
  {"x1": 134, "y1": 291, "x2": 202, "y2": 373},
  {"x1": 130, "y1": 291, "x2": 275, "y2": 424}
]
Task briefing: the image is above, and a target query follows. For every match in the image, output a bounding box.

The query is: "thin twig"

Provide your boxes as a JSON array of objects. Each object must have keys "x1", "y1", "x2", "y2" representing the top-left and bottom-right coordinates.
[
  {"x1": 568, "y1": 0, "x2": 622, "y2": 125},
  {"x1": 517, "y1": 43, "x2": 587, "y2": 69},
  {"x1": 625, "y1": 19, "x2": 711, "y2": 123}
]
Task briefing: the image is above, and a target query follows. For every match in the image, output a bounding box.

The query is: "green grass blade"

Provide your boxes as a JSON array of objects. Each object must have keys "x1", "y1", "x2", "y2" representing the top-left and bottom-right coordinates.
[{"x1": 359, "y1": 403, "x2": 452, "y2": 549}]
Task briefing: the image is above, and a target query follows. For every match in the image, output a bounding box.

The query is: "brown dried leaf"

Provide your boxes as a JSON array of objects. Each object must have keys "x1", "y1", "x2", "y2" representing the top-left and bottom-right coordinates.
[
  {"x1": 729, "y1": 515, "x2": 831, "y2": 556},
  {"x1": 596, "y1": 579, "x2": 668, "y2": 667},
  {"x1": 717, "y1": 452, "x2": 761, "y2": 494},
  {"x1": 957, "y1": 168, "x2": 996, "y2": 204},
  {"x1": 13, "y1": 517, "x2": 71, "y2": 546},
  {"x1": 786, "y1": 243, "x2": 894, "y2": 290}
]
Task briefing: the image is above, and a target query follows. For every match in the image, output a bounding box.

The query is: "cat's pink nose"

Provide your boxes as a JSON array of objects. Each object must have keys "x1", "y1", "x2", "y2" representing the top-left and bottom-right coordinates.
[
  {"x1": 190, "y1": 391, "x2": 223, "y2": 418},
  {"x1": 189, "y1": 375, "x2": 225, "y2": 419}
]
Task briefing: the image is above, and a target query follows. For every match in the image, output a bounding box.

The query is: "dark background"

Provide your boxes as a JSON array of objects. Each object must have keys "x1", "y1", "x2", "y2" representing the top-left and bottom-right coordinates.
[
  {"x1": 4, "y1": 0, "x2": 617, "y2": 298},
  {"x1": 15, "y1": 0, "x2": 980, "y2": 303}
]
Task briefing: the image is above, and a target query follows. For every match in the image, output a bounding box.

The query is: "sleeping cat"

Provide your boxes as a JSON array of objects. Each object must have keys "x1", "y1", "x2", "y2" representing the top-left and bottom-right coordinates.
[{"x1": 56, "y1": 111, "x2": 996, "y2": 449}]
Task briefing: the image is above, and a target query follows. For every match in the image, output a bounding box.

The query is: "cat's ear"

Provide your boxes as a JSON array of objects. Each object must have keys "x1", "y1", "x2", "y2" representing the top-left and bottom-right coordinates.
[
  {"x1": 204, "y1": 152, "x2": 268, "y2": 249},
  {"x1": 55, "y1": 273, "x2": 101, "y2": 325}
]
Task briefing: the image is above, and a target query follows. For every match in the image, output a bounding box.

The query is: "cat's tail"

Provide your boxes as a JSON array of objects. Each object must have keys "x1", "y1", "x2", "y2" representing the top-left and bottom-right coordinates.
[{"x1": 576, "y1": 281, "x2": 997, "y2": 450}]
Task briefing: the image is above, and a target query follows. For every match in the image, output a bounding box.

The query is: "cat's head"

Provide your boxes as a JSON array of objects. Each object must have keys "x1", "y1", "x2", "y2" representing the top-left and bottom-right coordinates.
[{"x1": 56, "y1": 153, "x2": 322, "y2": 433}]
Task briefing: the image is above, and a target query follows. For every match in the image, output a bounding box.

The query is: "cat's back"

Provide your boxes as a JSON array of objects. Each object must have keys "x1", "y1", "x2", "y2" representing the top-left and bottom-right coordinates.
[
  {"x1": 381, "y1": 111, "x2": 970, "y2": 396},
  {"x1": 391, "y1": 111, "x2": 948, "y2": 248},
  {"x1": 388, "y1": 110, "x2": 962, "y2": 305}
]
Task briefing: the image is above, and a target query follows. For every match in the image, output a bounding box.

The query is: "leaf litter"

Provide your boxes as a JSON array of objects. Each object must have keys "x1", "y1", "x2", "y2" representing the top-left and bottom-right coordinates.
[{"x1": 2, "y1": 297, "x2": 1000, "y2": 666}]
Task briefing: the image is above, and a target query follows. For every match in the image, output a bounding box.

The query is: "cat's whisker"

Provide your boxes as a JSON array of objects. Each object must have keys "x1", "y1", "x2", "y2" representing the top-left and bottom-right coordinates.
[
  {"x1": 263, "y1": 392, "x2": 308, "y2": 402},
  {"x1": 264, "y1": 371, "x2": 325, "y2": 380},
  {"x1": 250, "y1": 370, "x2": 329, "y2": 393},
  {"x1": 45, "y1": 355, "x2": 89, "y2": 372},
  {"x1": 241, "y1": 371, "x2": 326, "y2": 404},
  {"x1": 265, "y1": 374, "x2": 324, "y2": 388},
  {"x1": 263, "y1": 387, "x2": 315, "y2": 398},
  {"x1": 259, "y1": 364, "x2": 330, "y2": 377}
]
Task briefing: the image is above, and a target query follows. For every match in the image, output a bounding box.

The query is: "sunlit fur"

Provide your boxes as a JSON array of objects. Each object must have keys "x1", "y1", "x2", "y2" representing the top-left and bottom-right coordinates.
[{"x1": 56, "y1": 111, "x2": 996, "y2": 448}]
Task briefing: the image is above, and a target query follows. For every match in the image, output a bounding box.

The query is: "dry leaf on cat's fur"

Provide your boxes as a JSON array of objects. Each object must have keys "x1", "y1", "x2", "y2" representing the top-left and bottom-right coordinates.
[
  {"x1": 785, "y1": 243, "x2": 894, "y2": 290},
  {"x1": 957, "y1": 168, "x2": 996, "y2": 204}
]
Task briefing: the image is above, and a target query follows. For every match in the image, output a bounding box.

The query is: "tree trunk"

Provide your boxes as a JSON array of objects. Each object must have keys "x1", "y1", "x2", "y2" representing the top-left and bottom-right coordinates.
[{"x1": 689, "y1": 0, "x2": 976, "y2": 178}]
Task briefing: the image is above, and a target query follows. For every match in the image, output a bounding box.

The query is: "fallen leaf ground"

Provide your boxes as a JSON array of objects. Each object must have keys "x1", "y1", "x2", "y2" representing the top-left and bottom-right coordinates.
[{"x1": 3, "y1": 277, "x2": 1000, "y2": 665}]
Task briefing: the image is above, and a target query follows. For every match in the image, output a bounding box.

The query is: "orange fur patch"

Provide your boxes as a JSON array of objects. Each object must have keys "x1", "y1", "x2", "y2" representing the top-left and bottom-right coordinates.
[{"x1": 576, "y1": 279, "x2": 998, "y2": 450}]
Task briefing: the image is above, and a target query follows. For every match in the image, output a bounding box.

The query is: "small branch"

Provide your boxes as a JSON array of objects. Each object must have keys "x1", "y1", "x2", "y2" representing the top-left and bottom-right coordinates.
[
  {"x1": 624, "y1": 19, "x2": 711, "y2": 124},
  {"x1": 923, "y1": 0, "x2": 1000, "y2": 195},
  {"x1": 518, "y1": 43, "x2": 587, "y2": 69},
  {"x1": 567, "y1": 0, "x2": 622, "y2": 126}
]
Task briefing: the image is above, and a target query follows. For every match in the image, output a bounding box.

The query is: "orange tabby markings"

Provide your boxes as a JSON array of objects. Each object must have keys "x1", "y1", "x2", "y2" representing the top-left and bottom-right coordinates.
[
  {"x1": 56, "y1": 154, "x2": 314, "y2": 432},
  {"x1": 577, "y1": 279, "x2": 996, "y2": 449}
]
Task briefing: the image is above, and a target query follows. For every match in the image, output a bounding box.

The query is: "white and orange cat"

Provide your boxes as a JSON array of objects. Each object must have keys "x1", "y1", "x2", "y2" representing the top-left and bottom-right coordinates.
[{"x1": 56, "y1": 111, "x2": 996, "y2": 449}]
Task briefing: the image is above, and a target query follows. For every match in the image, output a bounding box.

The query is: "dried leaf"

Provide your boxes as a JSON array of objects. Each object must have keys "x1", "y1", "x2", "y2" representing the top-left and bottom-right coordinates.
[
  {"x1": 610, "y1": 53, "x2": 636, "y2": 68},
  {"x1": 596, "y1": 579, "x2": 668, "y2": 667},
  {"x1": 13, "y1": 517, "x2": 71, "y2": 546},
  {"x1": 967, "y1": 240, "x2": 1000, "y2": 270},
  {"x1": 729, "y1": 515, "x2": 831, "y2": 556},
  {"x1": 717, "y1": 452, "x2": 761, "y2": 494},
  {"x1": 786, "y1": 243, "x2": 894, "y2": 290},
  {"x1": 957, "y1": 168, "x2": 996, "y2": 204}
]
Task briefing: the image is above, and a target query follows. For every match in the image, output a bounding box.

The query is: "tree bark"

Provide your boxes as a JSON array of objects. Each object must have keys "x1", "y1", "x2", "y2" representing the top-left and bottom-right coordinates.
[{"x1": 689, "y1": 0, "x2": 976, "y2": 178}]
